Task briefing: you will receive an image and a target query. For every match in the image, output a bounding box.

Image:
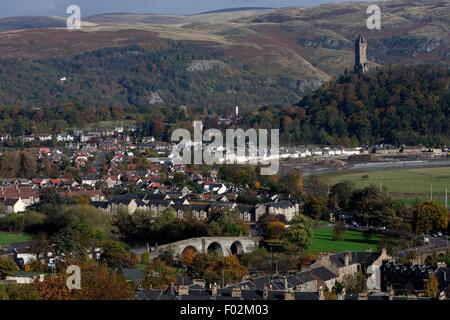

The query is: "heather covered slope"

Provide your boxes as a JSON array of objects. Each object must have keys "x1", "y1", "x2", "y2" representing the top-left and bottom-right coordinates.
[{"x1": 0, "y1": 0, "x2": 448, "y2": 102}]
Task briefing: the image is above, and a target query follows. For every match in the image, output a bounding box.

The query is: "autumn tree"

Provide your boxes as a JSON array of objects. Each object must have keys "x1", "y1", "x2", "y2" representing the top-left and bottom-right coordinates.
[
  {"x1": 424, "y1": 274, "x2": 439, "y2": 299},
  {"x1": 203, "y1": 255, "x2": 247, "y2": 285},
  {"x1": 0, "y1": 256, "x2": 18, "y2": 279},
  {"x1": 332, "y1": 220, "x2": 346, "y2": 241},
  {"x1": 180, "y1": 247, "x2": 198, "y2": 267},
  {"x1": 267, "y1": 221, "x2": 286, "y2": 240},
  {"x1": 330, "y1": 181, "x2": 354, "y2": 210},
  {"x1": 73, "y1": 264, "x2": 133, "y2": 300},
  {"x1": 29, "y1": 233, "x2": 52, "y2": 262},
  {"x1": 100, "y1": 240, "x2": 137, "y2": 270},
  {"x1": 284, "y1": 214, "x2": 313, "y2": 249},
  {"x1": 0, "y1": 284, "x2": 40, "y2": 300},
  {"x1": 142, "y1": 259, "x2": 176, "y2": 289},
  {"x1": 342, "y1": 272, "x2": 367, "y2": 294},
  {"x1": 413, "y1": 202, "x2": 448, "y2": 235},
  {"x1": 240, "y1": 248, "x2": 271, "y2": 272},
  {"x1": 280, "y1": 169, "x2": 303, "y2": 197},
  {"x1": 35, "y1": 275, "x2": 72, "y2": 300},
  {"x1": 304, "y1": 196, "x2": 329, "y2": 220}
]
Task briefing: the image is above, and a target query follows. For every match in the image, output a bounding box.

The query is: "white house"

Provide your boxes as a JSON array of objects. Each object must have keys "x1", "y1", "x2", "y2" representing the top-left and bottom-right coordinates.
[
  {"x1": 38, "y1": 134, "x2": 52, "y2": 142},
  {"x1": 203, "y1": 183, "x2": 227, "y2": 195},
  {"x1": 81, "y1": 176, "x2": 99, "y2": 187},
  {"x1": 2, "y1": 198, "x2": 27, "y2": 213},
  {"x1": 6, "y1": 272, "x2": 44, "y2": 284},
  {"x1": 56, "y1": 133, "x2": 74, "y2": 142}
]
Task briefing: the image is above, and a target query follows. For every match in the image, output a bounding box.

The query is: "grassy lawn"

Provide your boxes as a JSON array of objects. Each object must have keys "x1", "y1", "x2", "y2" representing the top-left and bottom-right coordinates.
[
  {"x1": 309, "y1": 227, "x2": 380, "y2": 253},
  {"x1": 0, "y1": 231, "x2": 31, "y2": 246},
  {"x1": 322, "y1": 167, "x2": 450, "y2": 206}
]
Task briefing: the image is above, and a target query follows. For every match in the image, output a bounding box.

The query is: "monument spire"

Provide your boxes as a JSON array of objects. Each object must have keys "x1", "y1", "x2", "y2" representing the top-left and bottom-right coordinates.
[{"x1": 354, "y1": 34, "x2": 369, "y2": 75}]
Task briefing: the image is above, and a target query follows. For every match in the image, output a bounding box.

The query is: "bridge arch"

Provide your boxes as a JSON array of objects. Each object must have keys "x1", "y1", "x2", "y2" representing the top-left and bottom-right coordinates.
[
  {"x1": 230, "y1": 241, "x2": 244, "y2": 255},
  {"x1": 181, "y1": 246, "x2": 199, "y2": 257},
  {"x1": 207, "y1": 242, "x2": 223, "y2": 257},
  {"x1": 424, "y1": 255, "x2": 433, "y2": 265}
]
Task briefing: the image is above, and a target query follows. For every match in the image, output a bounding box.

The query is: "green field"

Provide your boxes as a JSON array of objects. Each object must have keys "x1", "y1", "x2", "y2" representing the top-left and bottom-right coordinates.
[
  {"x1": 323, "y1": 167, "x2": 450, "y2": 205},
  {"x1": 309, "y1": 227, "x2": 380, "y2": 253},
  {"x1": 0, "y1": 231, "x2": 31, "y2": 246}
]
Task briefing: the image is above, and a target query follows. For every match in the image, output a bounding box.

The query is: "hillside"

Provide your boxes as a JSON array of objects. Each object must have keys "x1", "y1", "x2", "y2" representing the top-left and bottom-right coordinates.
[
  {"x1": 0, "y1": 0, "x2": 448, "y2": 107},
  {"x1": 0, "y1": 42, "x2": 300, "y2": 110},
  {"x1": 242, "y1": 65, "x2": 450, "y2": 146},
  {"x1": 0, "y1": 16, "x2": 66, "y2": 32},
  {"x1": 0, "y1": 0, "x2": 448, "y2": 139}
]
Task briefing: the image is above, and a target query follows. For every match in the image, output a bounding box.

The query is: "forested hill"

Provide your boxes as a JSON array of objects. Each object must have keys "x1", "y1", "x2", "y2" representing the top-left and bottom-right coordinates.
[
  {"x1": 245, "y1": 65, "x2": 449, "y2": 147},
  {"x1": 300, "y1": 65, "x2": 450, "y2": 146}
]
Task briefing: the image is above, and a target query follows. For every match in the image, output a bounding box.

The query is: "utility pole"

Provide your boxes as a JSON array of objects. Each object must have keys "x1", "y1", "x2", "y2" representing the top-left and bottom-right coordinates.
[
  {"x1": 445, "y1": 187, "x2": 448, "y2": 209},
  {"x1": 222, "y1": 269, "x2": 225, "y2": 288},
  {"x1": 275, "y1": 260, "x2": 279, "y2": 275}
]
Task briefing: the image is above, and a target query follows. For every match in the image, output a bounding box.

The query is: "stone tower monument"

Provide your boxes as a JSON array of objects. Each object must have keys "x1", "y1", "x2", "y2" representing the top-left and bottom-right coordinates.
[{"x1": 354, "y1": 34, "x2": 369, "y2": 75}]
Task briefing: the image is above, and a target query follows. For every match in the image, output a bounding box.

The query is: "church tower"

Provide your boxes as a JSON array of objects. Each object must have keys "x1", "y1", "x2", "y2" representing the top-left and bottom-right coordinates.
[{"x1": 354, "y1": 34, "x2": 369, "y2": 75}]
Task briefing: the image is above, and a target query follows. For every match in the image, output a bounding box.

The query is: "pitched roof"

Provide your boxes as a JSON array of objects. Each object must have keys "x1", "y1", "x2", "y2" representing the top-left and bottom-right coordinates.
[
  {"x1": 135, "y1": 289, "x2": 163, "y2": 300},
  {"x1": 311, "y1": 266, "x2": 338, "y2": 281},
  {"x1": 295, "y1": 271, "x2": 316, "y2": 283},
  {"x1": 122, "y1": 268, "x2": 144, "y2": 283}
]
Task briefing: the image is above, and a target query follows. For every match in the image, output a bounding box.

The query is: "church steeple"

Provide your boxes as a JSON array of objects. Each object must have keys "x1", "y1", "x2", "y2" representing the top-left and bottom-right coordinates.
[{"x1": 354, "y1": 34, "x2": 369, "y2": 75}]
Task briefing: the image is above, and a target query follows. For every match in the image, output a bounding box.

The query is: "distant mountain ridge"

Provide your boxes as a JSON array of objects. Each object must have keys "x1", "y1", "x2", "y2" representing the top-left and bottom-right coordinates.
[
  {"x1": 197, "y1": 7, "x2": 274, "y2": 15},
  {"x1": 0, "y1": 0, "x2": 448, "y2": 116},
  {"x1": 0, "y1": 16, "x2": 66, "y2": 32}
]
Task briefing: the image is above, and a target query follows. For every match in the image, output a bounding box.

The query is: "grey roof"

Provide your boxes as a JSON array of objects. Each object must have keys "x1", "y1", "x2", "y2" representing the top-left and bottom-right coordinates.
[
  {"x1": 311, "y1": 266, "x2": 338, "y2": 281},
  {"x1": 236, "y1": 204, "x2": 255, "y2": 213},
  {"x1": 294, "y1": 292, "x2": 319, "y2": 300},
  {"x1": 91, "y1": 201, "x2": 108, "y2": 209},
  {"x1": 295, "y1": 271, "x2": 316, "y2": 283},
  {"x1": 3, "y1": 198, "x2": 19, "y2": 206},
  {"x1": 253, "y1": 276, "x2": 271, "y2": 291},
  {"x1": 135, "y1": 289, "x2": 163, "y2": 300},
  {"x1": 330, "y1": 251, "x2": 381, "y2": 268},
  {"x1": 175, "y1": 275, "x2": 193, "y2": 286},
  {"x1": 122, "y1": 268, "x2": 144, "y2": 284},
  {"x1": 241, "y1": 290, "x2": 263, "y2": 300}
]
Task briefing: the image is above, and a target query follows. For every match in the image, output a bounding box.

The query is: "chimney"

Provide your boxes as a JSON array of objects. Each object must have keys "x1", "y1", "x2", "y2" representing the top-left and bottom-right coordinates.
[
  {"x1": 344, "y1": 252, "x2": 351, "y2": 266},
  {"x1": 388, "y1": 287, "x2": 395, "y2": 300},
  {"x1": 319, "y1": 286, "x2": 325, "y2": 300},
  {"x1": 263, "y1": 285, "x2": 269, "y2": 300},
  {"x1": 211, "y1": 283, "x2": 219, "y2": 297},
  {"x1": 358, "y1": 292, "x2": 368, "y2": 300},
  {"x1": 338, "y1": 288, "x2": 346, "y2": 300},
  {"x1": 284, "y1": 289, "x2": 295, "y2": 301},
  {"x1": 231, "y1": 287, "x2": 242, "y2": 298},
  {"x1": 177, "y1": 285, "x2": 189, "y2": 296}
]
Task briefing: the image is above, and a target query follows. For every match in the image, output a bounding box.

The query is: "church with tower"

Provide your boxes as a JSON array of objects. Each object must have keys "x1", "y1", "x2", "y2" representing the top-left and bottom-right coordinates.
[{"x1": 354, "y1": 34, "x2": 369, "y2": 75}]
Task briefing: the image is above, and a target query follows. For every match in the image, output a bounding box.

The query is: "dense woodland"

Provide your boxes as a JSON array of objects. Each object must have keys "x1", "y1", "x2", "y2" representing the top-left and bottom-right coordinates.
[
  {"x1": 0, "y1": 42, "x2": 448, "y2": 147},
  {"x1": 242, "y1": 65, "x2": 450, "y2": 146},
  {"x1": 0, "y1": 43, "x2": 298, "y2": 136}
]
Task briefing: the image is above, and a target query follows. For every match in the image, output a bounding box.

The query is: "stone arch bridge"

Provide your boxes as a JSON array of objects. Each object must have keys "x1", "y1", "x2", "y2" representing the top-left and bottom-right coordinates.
[
  {"x1": 397, "y1": 238, "x2": 449, "y2": 265},
  {"x1": 135, "y1": 237, "x2": 261, "y2": 259}
]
